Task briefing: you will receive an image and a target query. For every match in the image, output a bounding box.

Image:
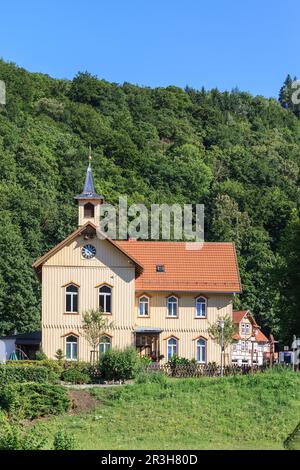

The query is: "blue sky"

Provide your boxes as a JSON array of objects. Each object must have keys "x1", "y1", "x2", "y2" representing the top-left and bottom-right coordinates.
[{"x1": 0, "y1": 0, "x2": 298, "y2": 97}]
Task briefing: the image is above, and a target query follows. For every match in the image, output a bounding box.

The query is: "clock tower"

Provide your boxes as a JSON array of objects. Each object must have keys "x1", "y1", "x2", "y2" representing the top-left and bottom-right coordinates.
[{"x1": 74, "y1": 147, "x2": 104, "y2": 227}]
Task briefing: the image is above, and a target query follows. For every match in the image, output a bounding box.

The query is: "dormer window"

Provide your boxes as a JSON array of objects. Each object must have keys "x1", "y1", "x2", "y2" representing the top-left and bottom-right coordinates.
[
  {"x1": 156, "y1": 264, "x2": 165, "y2": 272},
  {"x1": 84, "y1": 203, "x2": 95, "y2": 218}
]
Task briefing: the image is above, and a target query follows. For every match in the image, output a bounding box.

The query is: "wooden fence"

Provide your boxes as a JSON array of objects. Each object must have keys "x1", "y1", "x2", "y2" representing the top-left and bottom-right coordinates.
[{"x1": 145, "y1": 363, "x2": 265, "y2": 378}]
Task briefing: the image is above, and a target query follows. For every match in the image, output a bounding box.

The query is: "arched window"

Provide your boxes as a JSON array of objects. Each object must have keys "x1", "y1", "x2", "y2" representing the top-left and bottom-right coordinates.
[
  {"x1": 84, "y1": 203, "x2": 95, "y2": 218},
  {"x1": 99, "y1": 285, "x2": 112, "y2": 313},
  {"x1": 195, "y1": 296, "x2": 207, "y2": 318},
  {"x1": 196, "y1": 338, "x2": 206, "y2": 364},
  {"x1": 167, "y1": 296, "x2": 178, "y2": 317},
  {"x1": 139, "y1": 296, "x2": 149, "y2": 317},
  {"x1": 66, "y1": 284, "x2": 79, "y2": 313},
  {"x1": 99, "y1": 335, "x2": 111, "y2": 355},
  {"x1": 167, "y1": 337, "x2": 178, "y2": 361},
  {"x1": 65, "y1": 335, "x2": 78, "y2": 361}
]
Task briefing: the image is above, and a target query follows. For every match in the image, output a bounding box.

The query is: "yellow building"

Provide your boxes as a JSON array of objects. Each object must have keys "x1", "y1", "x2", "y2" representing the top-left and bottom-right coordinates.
[{"x1": 33, "y1": 160, "x2": 242, "y2": 364}]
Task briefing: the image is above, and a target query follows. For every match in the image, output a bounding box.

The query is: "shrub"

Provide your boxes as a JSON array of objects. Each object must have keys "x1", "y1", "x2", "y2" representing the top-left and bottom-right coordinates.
[
  {"x1": 168, "y1": 355, "x2": 195, "y2": 367},
  {"x1": 0, "y1": 383, "x2": 71, "y2": 419},
  {"x1": 0, "y1": 422, "x2": 47, "y2": 450},
  {"x1": 0, "y1": 365, "x2": 50, "y2": 385},
  {"x1": 135, "y1": 370, "x2": 168, "y2": 386},
  {"x1": 61, "y1": 368, "x2": 91, "y2": 384},
  {"x1": 99, "y1": 347, "x2": 141, "y2": 382},
  {"x1": 55, "y1": 349, "x2": 65, "y2": 363},
  {"x1": 53, "y1": 430, "x2": 76, "y2": 450},
  {"x1": 35, "y1": 349, "x2": 48, "y2": 360}
]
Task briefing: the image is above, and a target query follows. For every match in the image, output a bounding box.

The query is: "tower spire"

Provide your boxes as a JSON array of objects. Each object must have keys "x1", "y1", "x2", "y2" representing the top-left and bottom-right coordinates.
[
  {"x1": 74, "y1": 146, "x2": 103, "y2": 201},
  {"x1": 74, "y1": 146, "x2": 104, "y2": 227}
]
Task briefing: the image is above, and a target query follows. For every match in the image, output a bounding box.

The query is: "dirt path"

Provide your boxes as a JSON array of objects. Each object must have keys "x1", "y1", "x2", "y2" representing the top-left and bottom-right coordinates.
[{"x1": 69, "y1": 390, "x2": 98, "y2": 414}]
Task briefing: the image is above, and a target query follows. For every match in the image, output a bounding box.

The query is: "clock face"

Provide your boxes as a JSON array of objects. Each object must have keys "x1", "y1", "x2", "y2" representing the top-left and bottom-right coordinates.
[{"x1": 82, "y1": 244, "x2": 96, "y2": 259}]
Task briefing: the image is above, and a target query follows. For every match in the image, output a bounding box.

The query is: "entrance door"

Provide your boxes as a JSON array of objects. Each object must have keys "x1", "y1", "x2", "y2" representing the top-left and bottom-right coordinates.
[{"x1": 135, "y1": 334, "x2": 160, "y2": 361}]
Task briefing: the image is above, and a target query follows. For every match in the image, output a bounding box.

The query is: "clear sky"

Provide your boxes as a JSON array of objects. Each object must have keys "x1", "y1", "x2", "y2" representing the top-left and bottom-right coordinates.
[{"x1": 0, "y1": 0, "x2": 299, "y2": 97}]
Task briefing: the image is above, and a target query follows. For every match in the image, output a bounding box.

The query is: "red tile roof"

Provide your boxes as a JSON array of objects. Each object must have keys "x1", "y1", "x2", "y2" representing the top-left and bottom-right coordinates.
[
  {"x1": 232, "y1": 310, "x2": 249, "y2": 324},
  {"x1": 116, "y1": 241, "x2": 241, "y2": 293},
  {"x1": 255, "y1": 330, "x2": 269, "y2": 343}
]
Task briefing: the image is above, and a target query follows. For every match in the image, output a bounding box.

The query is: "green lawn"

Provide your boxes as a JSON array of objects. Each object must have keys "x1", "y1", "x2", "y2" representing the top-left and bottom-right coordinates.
[{"x1": 34, "y1": 369, "x2": 300, "y2": 450}]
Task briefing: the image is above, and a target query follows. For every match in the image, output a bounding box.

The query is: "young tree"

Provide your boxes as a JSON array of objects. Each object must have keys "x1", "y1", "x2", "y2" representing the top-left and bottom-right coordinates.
[
  {"x1": 208, "y1": 315, "x2": 236, "y2": 358},
  {"x1": 55, "y1": 348, "x2": 65, "y2": 363},
  {"x1": 81, "y1": 308, "x2": 113, "y2": 363}
]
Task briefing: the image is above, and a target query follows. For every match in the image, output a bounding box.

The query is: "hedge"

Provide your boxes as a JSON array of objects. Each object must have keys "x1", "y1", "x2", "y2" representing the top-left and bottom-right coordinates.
[
  {"x1": 0, "y1": 383, "x2": 71, "y2": 418},
  {"x1": 7, "y1": 359, "x2": 63, "y2": 374},
  {"x1": 61, "y1": 368, "x2": 91, "y2": 384},
  {"x1": 0, "y1": 365, "x2": 50, "y2": 385}
]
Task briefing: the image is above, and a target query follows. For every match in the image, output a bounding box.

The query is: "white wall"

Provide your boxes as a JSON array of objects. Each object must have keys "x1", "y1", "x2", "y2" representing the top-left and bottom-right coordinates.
[{"x1": 0, "y1": 339, "x2": 16, "y2": 363}]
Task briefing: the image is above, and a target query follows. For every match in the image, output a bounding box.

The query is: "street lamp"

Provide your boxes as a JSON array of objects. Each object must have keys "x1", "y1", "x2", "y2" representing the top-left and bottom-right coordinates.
[
  {"x1": 219, "y1": 319, "x2": 225, "y2": 377},
  {"x1": 250, "y1": 327, "x2": 258, "y2": 370}
]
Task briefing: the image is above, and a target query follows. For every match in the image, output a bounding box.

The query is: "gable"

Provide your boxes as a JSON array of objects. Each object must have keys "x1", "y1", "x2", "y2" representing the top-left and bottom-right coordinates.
[
  {"x1": 32, "y1": 223, "x2": 143, "y2": 278},
  {"x1": 44, "y1": 235, "x2": 135, "y2": 268}
]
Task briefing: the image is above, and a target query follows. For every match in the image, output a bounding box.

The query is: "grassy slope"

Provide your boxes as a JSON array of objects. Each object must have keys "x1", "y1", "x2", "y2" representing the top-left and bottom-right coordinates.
[{"x1": 36, "y1": 370, "x2": 300, "y2": 450}]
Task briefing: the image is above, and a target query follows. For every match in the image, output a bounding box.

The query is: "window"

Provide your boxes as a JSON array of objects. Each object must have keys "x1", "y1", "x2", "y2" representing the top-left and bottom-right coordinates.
[
  {"x1": 241, "y1": 340, "x2": 246, "y2": 351},
  {"x1": 156, "y1": 264, "x2": 165, "y2": 272},
  {"x1": 167, "y1": 296, "x2": 178, "y2": 317},
  {"x1": 99, "y1": 335, "x2": 111, "y2": 355},
  {"x1": 195, "y1": 296, "x2": 207, "y2": 318},
  {"x1": 65, "y1": 335, "x2": 78, "y2": 361},
  {"x1": 84, "y1": 203, "x2": 95, "y2": 218},
  {"x1": 65, "y1": 284, "x2": 79, "y2": 313},
  {"x1": 196, "y1": 338, "x2": 206, "y2": 364},
  {"x1": 167, "y1": 337, "x2": 178, "y2": 361},
  {"x1": 99, "y1": 285, "x2": 112, "y2": 313},
  {"x1": 241, "y1": 323, "x2": 250, "y2": 335},
  {"x1": 139, "y1": 296, "x2": 149, "y2": 317},
  {"x1": 232, "y1": 343, "x2": 237, "y2": 352}
]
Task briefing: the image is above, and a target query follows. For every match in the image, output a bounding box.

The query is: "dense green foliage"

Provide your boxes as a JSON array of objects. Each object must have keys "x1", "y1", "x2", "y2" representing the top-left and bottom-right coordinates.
[
  {"x1": 61, "y1": 367, "x2": 91, "y2": 384},
  {"x1": 0, "y1": 412, "x2": 75, "y2": 450},
  {"x1": 0, "y1": 364, "x2": 50, "y2": 385},
  {"x1": 0, "y1": 382, "x2": 71, "y2": 418},
  {"x1": 0, "y1": 61, "x2": 299, "y2": 341},
  {"x1": 99, "y1": 347, "x2": 141, "y2": 381}
]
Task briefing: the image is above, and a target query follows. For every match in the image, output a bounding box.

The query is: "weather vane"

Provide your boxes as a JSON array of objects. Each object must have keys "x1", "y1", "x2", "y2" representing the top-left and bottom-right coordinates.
[{"x1": 88, "y1": 144, "x2": 92, "y2": 161}]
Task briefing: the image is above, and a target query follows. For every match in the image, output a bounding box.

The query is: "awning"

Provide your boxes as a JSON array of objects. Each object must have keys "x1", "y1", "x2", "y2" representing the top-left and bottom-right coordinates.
[
  {"x1": 134, "y1": 327, "x2": 163, "y2": 334},
  {"x1": 15, "y1": 331, "x2": 41, "y2": 346}
]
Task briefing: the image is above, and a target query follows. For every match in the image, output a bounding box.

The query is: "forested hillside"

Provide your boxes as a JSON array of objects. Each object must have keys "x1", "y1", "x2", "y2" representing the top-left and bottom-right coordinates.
[{"x1": 0, "y1": 60, "x2": 299, "y2": 342}]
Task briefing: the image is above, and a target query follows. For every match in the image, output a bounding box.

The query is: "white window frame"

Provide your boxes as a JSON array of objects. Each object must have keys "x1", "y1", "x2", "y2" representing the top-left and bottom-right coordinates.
[
  {"x1": 167, "y1": 337, "x2": 178, "y2": 361},
  {"x1": 65, "y1": 284, "x2": 79, "y2": 313},
  {"x1": 167, "y1": 296, "x2": 178, "y2": 318},
  {"x1": 99, "y1": 285, "x2": 112, "y2": 314},
  {"x1": 138, "y1": 296, "x2": 150, "y2": 317},
  {"x1": 65, "y1": 335, "x2": 78, "y2": 361},
  {"x1": 99, "y1": 335, "x2": 111, "y2": 355},
  {"x1": 196, "y1": 338, "x2": 207, "y2": 364},
  {"x1": 195, "y1": 296, "x2": 207, "y2": 318}
]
